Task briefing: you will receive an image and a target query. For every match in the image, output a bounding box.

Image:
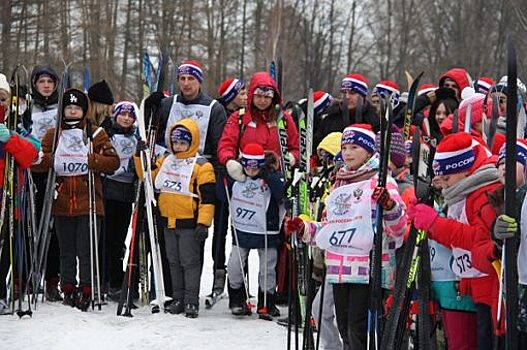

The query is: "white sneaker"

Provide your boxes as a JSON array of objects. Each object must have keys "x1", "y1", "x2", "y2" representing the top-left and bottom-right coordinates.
[{"x1": 0, "y1": 299, "x2": 10, "y2": 315}]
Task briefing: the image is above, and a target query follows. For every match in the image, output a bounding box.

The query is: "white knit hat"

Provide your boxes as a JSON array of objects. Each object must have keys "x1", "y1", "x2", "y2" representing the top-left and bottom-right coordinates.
[{"x1": 0, "y1": 74, "x2": 11, "y2": 94}]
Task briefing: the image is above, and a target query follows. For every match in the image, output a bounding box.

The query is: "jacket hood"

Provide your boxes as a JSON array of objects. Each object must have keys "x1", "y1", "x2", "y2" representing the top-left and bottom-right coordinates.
[
  {"x1": 317, "y1": 132, "x2": 342, "y2": 157},
  {"x1": 438, "y1": 68, "x2": 470, "y2": 98},
  {"x1": 168, "y1": 118, "x2": 200, "y2": 159},
  {"x1": 31, "y1": 64, "x2": 59, "y2": 107},
  {"x1": 247, "y1": 72, "x2": 282, "y2": 115}
]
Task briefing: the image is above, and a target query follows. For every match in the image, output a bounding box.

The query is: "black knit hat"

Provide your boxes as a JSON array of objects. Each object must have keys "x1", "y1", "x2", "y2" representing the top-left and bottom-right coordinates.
[
  {"x1": 88, "y1": 80, "x2": 114, "y2": 105},
  {"x1": 63, "y1": 89, "x2": 89, "y2": 116}
]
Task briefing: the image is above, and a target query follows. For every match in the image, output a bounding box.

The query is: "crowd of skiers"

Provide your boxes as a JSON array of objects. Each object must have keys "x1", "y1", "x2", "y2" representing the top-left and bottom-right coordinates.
[{"x1": 0, "y1": 57, "x2": 526, "y2": 350}]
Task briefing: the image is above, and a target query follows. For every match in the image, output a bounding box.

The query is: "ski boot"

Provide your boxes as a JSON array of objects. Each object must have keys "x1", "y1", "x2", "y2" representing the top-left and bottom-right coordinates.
[
  {"x1": 62, "y1": 284, "x2": 78, "y2": 307},
  {"x1": 167, "y1": 300, "x2": 185, "y2": 315},
  {"x1": 185, "y1": 303, "x2": 199, "y2": 318},
  {"x1": 257, "y1": 290, "x2": 280, "y2": 320},
  {"x1": 76, "y1": 287, "x2": 92, "y2": 312},
  {"x1": 228, "y1": 283, "x2": 251, "y2": 316},
  {"x1": 213, "y1": 269, "x2": 226, "y2": 294},
  {"x1": 46, "y1": 277, "x2": 63, "y2": 302}
]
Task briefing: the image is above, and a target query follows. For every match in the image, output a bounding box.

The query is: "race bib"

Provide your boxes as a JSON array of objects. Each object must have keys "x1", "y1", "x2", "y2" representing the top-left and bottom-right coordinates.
[
  {"x1": 165, "y1": 96, "x2": 214, "y2": 154},
  {"x1": 107, "y1": 134, "x2": 137, "y2": 183},
  {"x1": 315, "y1": 180, "x2": 374, "y2": 255},
  {"x1": 154, "y1": 155, "x2": 196, "y2": 197},
  {"x1": 54, "y1": 129, "x2": 89, "y2": 177},
  {"x1": 230, "y1": 178, "x2": 273, "y2": 235},
  {"x1": 32, "y1": 108, "x2": 57, "y2": 140},
  {"x1": 451, "y1": 247, "x2": 487, "y2": 278},
  {"x1": 429, "y1": 239, "x2": 458, "y2": 281}
]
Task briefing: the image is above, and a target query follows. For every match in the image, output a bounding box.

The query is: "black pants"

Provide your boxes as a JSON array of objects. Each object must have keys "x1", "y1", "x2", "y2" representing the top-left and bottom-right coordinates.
[
  {"x1": 475, "y1": 303, "x2": 495, "y2": 350},
  {"x1": 333, "y1": 283, "x2": 369, "y2": 350},
  {"x1": 32, "y1": 171, "x2": 60, "y2": 281},
  {"x1": 104, "y1": 199, "x2": 132, "y2": 289},
  {"x1": 55, "y1": 215, "x2": 101, "y2": 288},
  {"x1": 212, "y1": 196, "x2": 229, "y2": 271}
]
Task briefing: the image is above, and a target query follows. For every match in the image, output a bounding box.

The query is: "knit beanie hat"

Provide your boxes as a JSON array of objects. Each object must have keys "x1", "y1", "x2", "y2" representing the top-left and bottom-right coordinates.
[
  {"x1": 375, "y1": 126, "x2": 406, "y2": 168},
  {"x1": 313, "y1": 91, "x2": 334, "y2": 114},
  {"x1": 171, "y1": 126, "x2": 192, "y2": 144},
  {"x1": 497, "y1": 138, "x2": 527, "y2": 167},
  {"x1": 373, "y1": 80, "x2": 401, "y2": 108},
  {"x1": 88, "y1": 80, "x2": 114, "y2": 105},
  {"x1": 218, "y1": 78, "x2": 245, "y2": 104},
  {"x1": 432, "y1": 132, "x2": 475, "y2": 175},
  {"x1": 113, "y1": 101, "x2": 139, "y2": 120},
  {"x1": 177, "y1": 60, "x2": 204, "y2": 83},
  {"x1": 340, "y1": 74, "x2": 368, "y2": 97},
  {"x1": 458, "y1": 87, "x2": 489, "y2": 128},
  {"x1": 241, "y1": 143, "x2": 265, "y2": 169},
  {"x1": 475, "y1": 77, "x2": 494, "y2": 94},
  {"x1": 62, "y1": 89, "x2": 89, "y2": 116},
  {"x1": 0, "y1": 74, "x2": 10, "y2": 95},
  {"x1": 418, "y1": 84, "x2": 437, "y2": 96},
  {"x1": 341, "y1": 124, "x2": 376, "y2": 154},
  {"x1": 491, "y1": 75, "x2": 527, "y2": 97}
]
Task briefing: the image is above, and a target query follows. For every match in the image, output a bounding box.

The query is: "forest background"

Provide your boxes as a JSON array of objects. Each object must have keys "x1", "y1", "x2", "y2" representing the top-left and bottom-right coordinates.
[{"x1": 1, "y1": 0, "x2": 526, "y2": 100}]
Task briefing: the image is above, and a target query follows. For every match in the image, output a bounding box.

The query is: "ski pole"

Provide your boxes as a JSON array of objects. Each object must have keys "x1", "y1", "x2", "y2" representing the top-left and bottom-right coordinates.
[{"x1": 315, "y1": 271, "x2": 326, "y2": 350}]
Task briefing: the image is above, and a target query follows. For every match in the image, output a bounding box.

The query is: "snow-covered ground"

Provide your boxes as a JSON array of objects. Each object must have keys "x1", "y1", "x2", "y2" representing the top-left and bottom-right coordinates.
[{"x1": 0, "y1": 234, "x2": 293, "y2": 350}]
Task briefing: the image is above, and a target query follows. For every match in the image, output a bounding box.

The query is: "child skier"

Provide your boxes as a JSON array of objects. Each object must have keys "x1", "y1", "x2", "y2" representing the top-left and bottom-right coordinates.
[
  {"x1": 285, "y1": 124, "x2": 407, "y2": 349},
  {"x1": 408, "y1": 132, "x2": 502, "y2": 348},
  {"x1": 33, "y1": 88, "x2": 119, "y2": 311},
  {"x1": 225, "y1": 143, "x2": 285, "y2": 317},
  {"x1": 146, "y1": 118, "x2": 215, "y2": 318},
  {"x1": 101, "y1": 101, "x2": 139, "y2": 301}
]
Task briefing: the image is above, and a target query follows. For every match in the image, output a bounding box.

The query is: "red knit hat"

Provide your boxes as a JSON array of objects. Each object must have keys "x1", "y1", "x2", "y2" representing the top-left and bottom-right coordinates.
[
  {"x1": 476, "y1": 77, "x2": 494, "y2": 94},
  {"x1": 373, "y1": 80, "x2": 401, "y2": 108},
  {"x1": 340, "y1": 73, "x2": 368, "y2": 96},
  {"x1": 241, "y1": 143, "x2": 265, "y2": 169},
  {"x1": 218, "y1": 78, "x2": 245, "y2": 104},
  {"x1": 418, "y1": 83, "x2": 437, "y2": 96},
  {"x1": 313, "y1": 90, "x2": 333, "y2": 114},
  {"x1": 432, "y1": 132, "x2": 475, "y2": 175}
]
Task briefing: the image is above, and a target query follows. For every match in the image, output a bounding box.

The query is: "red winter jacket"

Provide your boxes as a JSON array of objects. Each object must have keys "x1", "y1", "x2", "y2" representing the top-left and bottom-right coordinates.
[
  {"x1": 428, "y1": 141, "x2": 500, "y2": 308},
  {"x1": 0, "y1": 105, "x2": 38, "y2": 188},
  {"x1": 217, "y1": 72, "x2": 299, "y2": 166},
  {"x1": 438, "y1": 68, "x2": 471, "y2": 99}
]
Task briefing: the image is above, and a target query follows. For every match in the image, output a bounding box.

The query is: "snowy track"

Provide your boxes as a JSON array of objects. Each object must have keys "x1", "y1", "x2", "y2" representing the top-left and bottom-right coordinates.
[{"x1": 0, "y1": 235, "x2": 289, "y2": 350}]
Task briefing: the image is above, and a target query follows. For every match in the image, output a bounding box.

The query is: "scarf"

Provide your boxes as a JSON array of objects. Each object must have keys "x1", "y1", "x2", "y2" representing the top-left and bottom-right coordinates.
[
  {"x1": 442, "y1": 164, "x2": 499, "y2": 205},
  {"x1": 334, "y1": 153, "x2": 379, "y2": 188}
]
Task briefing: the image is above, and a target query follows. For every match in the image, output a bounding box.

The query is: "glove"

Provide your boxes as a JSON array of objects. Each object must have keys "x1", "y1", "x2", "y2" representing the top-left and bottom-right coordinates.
[
  {"x1": 493, "y1": 214, "x2": 517, "y2": 240},
  {"x1": 285, "y1": 152, "x2": 296, "y2": 167},
  {"x1": 0, "y1": 124, "x2": 11, "y2": 143},
  {"x1": 372, "y1": 187, "x2": 395, "y2": 210},
  {"x1": 144, "y1": 91, "x2": 165, "y2": 111},
  {"x1": 195, "y1": 224, "x2": 209, "y2": 242},
  {"x1": 88, "y1": 154, "x2": 98, "y2": 170},
  {"x1": 284, "y1": 217, "x2": 305, "y2": 239},
  {"x1": 135, "y1": 139, "x2": 148, "y2": 156},
  {"x1": 226, "y1": 159, "x2": 246, "y2": 182},
  {"x1": 407, "y1": 202, "x2": 438, "y2": 231}
]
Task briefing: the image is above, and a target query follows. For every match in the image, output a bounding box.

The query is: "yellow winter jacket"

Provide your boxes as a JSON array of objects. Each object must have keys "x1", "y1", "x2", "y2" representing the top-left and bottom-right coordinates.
[{"x1": 136, "y1": 118, "x2": 215, "y2": 229}]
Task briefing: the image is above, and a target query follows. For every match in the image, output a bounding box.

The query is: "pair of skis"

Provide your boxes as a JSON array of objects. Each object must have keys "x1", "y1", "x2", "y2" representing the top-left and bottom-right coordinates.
[
  {"x1": 378, "y1": 73, "x2": 435, "y2": 350},
  {"x1": 117, "y1": 50, "x2": 171, "y2": 316}
]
